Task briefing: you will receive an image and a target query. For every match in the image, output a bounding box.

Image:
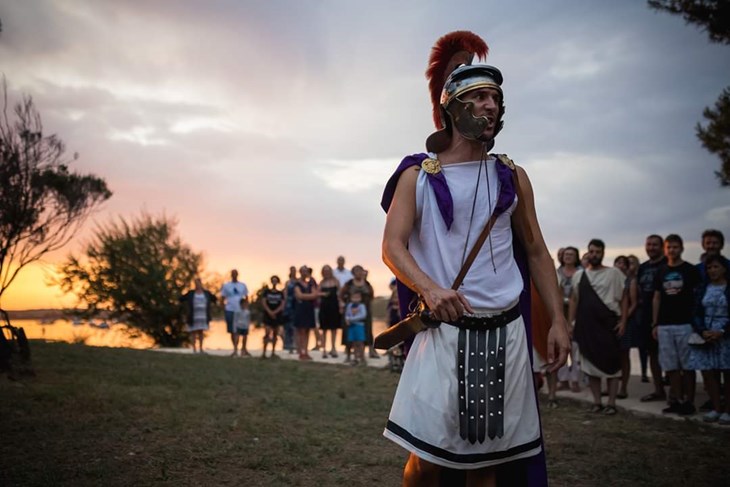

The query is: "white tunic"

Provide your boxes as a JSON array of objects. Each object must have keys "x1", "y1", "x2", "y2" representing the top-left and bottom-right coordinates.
[
  {"x1": 408, "y1": 159, "x2": 523, "y2": 309},
  {"x1": 383, "y1": 157, "x2": 541, "y2": 469}
]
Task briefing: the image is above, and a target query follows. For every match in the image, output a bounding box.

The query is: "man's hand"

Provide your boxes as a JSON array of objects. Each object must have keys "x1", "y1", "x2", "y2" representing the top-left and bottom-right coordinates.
[
  {"x1": 545, "y1": 316, "x2": 571, "y2": 373},
  {"x1": 652, "y1": 326, "x2": 658, "y2": 341},
  {"x1": 614, "y1": 320, "x2": 626, "y2": 337},
  {"x1": 422, "y1": 287, "x2": 474, "y2": 322},
  {"x1": 702, "y1": 330, "x2": 723, "y2": 342}
]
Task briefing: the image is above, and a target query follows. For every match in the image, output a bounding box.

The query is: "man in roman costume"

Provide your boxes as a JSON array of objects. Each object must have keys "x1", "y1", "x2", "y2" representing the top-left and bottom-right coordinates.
[{"x1": 381, "y1": 31, "x2": 570, "y2": 486}]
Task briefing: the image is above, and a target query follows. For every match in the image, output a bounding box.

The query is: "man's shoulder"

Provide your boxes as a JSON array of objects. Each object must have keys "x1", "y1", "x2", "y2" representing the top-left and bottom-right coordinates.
[{"x1": 493, "y1": 153, "x2": 517, "y2": 171}]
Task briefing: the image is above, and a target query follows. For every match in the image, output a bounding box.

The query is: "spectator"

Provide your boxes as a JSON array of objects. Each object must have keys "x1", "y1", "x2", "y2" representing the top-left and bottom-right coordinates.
[
  {"x1": 697, "y1": 229, "x2": 729, "y2": 283},
  {"x1": 687, "y1": 254, "x2": 730, "y2": 423},
  {"x1": 638, "y1": 235, "x2": 668, "y2": 402},
  {"x1": 652, "y1": 234, "x2": 700, "y2": 415},
  {"x1": 261, "y1": 275, "x2": 285, "y2": 359},
  {"x1": 345, "y1": 291, "x2": 368, "y2": 366},
  {"x1": 556, "y1": 246, "x2": 582, "y2": 393},
  {"x1": 333, "y1": 255, "x2": 354, "y2": 287},
  {"x1": 221, "y1": 269, "x2": 249, "y2": 357},
  {"x1": 318, "y1": 265, "x2": 342, "y2": 359},
  {"x1": 570, "y1": 239, "x2": 626, "y2": 415},
  {"x1": 386, "y1": 278, "x2": 405, "y2": 372},
  {"x1": 617, "y1": 255, "x2": 640, "y2": 398},
  {"x1": 235, "y1": 299, "x2": 251, "y2": 355},
  {"x1": 294, "y1": 265, "x2": 319, "y2": 360},
  {"x1": 179, "y1": 278, "x2": 216, "y2": 354},
  {"x1": 613, "y1": 255, "x2": 628, "y2": 274},
  {"x1": 387, "y1": 277, "x2": 401, "y2": 327},
  {"x1": 283, "y1": 266, "x2": 298, "y2": 353},
  {"x1": 696, "y1": 230, "x2": 729, "y2": 412},
  {"x1": 339, "y1": 265, "x2": 375, "y2": 361},
  {"x1": 581, "y1": 252, "x2": 590, "y2": 269}
]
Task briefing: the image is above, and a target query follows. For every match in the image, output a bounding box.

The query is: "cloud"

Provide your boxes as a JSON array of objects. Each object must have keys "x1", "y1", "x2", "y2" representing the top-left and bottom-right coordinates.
[
  {"x1": 313, "y1": 158, "x2": 396, "y2": 193},
  {"x1": 2, "y1": 0, "x2": 729, "y2": 307}
]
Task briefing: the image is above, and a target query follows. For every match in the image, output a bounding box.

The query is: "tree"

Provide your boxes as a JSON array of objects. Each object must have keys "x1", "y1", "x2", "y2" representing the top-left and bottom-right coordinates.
[
  {"x1": 697, "y1": 87, "x2": 730, "y2": 185},
  {"x1": 648, "y1": 1, "x2": 730, "y2": 44},
  {"x1": 0, "y1": 77, "x2": 111, "y2": 314},
  {"x1": 648, "y1": 0, "x2": 730, "y2": 185},
  {"x1": 57, "y1": 214, "x2": 203, "y2": 347}
]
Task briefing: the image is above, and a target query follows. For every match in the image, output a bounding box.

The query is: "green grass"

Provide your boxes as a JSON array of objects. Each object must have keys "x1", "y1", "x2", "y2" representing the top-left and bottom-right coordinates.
[{"x1": 1, "y1": 341, "x2": 729, "y2": 486}]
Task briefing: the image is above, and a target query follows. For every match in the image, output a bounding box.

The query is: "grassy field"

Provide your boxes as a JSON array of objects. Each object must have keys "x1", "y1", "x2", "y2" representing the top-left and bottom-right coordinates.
[{"x1": 1, "y1": 341, "x2": 729, "y2": 486}]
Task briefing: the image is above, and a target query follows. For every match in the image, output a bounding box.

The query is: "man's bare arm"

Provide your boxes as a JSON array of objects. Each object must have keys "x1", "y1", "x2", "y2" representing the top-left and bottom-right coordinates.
[
  {"x1": 651, "y1": 290, "x2": 660, "y2": 340},
  {"x1": 568, "y1": 287, "x2": 578, "y2": 337},
  {"x1": 512, "y1": 166, "x2": 571, "y2": 371},
  {"x1": 382, "y1": 166, "x2": 473, "y2": 322}
]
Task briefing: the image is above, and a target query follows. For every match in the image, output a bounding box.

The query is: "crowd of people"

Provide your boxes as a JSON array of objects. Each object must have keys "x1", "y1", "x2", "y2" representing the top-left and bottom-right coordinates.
[
  {"x1": 538, "y1": 229, "x2": 730, "y2": 424},
  {"x1": 179, "y1": 229, "x2": 729, "y2": 425},
  {"x1": 180, "y1": 256, "x2": 386, "y2": 366}
]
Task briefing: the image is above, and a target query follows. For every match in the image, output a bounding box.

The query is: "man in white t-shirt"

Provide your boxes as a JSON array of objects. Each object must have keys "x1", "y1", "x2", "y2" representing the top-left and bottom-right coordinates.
[
  {"x1": 332, "y1": 255, "x2": 354, "y2": 287},
  {"x1": 221, "y1": 269, "x2": 249, "y2": 357}
]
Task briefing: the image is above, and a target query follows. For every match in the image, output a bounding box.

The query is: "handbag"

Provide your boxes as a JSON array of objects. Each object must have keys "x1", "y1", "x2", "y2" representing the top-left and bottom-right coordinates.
[{"x1": 373, "y1": 208, "x2": 501, "y2": 350}]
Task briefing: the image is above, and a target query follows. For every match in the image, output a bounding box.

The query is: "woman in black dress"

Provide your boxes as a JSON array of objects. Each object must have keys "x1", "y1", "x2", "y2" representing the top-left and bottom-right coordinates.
[
  {"x1": 318, "y1": 265, "x2": 341, "y2": 359},
  {"x1": 294, "y1": 265, "x2": 319, "y2": 360}
]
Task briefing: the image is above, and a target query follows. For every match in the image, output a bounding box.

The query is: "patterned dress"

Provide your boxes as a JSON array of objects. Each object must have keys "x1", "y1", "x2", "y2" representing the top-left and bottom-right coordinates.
[{"x1": 688, "y1": 284, "x2": 730, "y2": 370}]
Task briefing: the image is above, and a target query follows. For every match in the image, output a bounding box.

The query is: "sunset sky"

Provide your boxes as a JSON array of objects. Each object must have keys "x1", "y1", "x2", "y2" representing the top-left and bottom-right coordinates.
[{"x1": 1, "y1": 0, "x2": 728, "y2": 310}]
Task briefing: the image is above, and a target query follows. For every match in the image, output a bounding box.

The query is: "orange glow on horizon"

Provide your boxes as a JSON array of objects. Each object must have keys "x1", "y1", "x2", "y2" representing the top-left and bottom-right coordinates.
[{"x1": 1, "y1": 256, "x2": 395, "y2": 311}]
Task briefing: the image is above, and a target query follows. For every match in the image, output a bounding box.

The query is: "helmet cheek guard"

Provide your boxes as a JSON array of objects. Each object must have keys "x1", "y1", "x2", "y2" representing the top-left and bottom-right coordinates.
[
  {"x1": 426, "y1": 64, "x2": 505, "y2": 153},
  {"x1": 446, "y1": 97, "x2": 505, "y2": 141}
]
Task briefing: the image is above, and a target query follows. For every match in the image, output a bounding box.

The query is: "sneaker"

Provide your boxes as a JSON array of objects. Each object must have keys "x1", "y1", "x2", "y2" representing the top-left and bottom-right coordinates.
[
  {"x1": 678, "y1": 402, "x2": 696, "y2": 416},
  {"x1": 703, "y1": 410, "x2": 721, "y2": 423},
  {"x1": 699, "y1": 399, "x2": 714, "y2": 412},
  {"x1": 719, "y1": 413, "x2": 730, "y2": 425},
  {"x1": 603, "y1": 405, "x2": 618, "y2": 416},
  {"x1": 641, "y1": 375, "x2": 650, "y2": 383},
  {"x1": 662, "y1": 402, "x2": 682, "y2": 414}
]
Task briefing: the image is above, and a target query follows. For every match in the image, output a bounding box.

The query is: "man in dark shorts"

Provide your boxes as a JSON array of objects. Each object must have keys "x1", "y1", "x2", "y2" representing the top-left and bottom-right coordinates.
[{"x1": 638, "y1": 235, "x2": 667, "y2": 402}]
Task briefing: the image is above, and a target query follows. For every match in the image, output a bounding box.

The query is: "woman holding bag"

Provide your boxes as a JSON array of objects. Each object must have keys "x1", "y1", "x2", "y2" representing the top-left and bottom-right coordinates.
[{"x1": 687, "y1": 254, "x2": 730, "y2": 424}]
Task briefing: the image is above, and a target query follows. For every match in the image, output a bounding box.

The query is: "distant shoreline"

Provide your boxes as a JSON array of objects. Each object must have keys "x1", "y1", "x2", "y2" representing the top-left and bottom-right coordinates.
[
  {"x1": 2, "y1": 309, "x2": 69, "y2": 321},
  {"x1": 3, "y1": 296, "x2": 391, "y2": 321}
]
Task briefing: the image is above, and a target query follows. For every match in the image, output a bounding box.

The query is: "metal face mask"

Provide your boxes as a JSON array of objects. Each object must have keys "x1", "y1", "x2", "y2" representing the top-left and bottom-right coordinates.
[{"x1": 442, "y1": 64, "x2": 504, "y2": 142}]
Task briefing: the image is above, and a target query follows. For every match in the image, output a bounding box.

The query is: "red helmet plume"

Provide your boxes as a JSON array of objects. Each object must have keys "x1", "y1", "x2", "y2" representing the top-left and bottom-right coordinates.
[{"x1": 426, "y1": 31, "x2": 488, "y2": 129}]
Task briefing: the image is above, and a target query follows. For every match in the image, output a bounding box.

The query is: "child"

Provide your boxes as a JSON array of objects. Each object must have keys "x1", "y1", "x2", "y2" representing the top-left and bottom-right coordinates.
[
  {"x1": 345, "y1": 291, "x2": 367, "y2": 366},
  {"x1": 234, "y1": 300, "x2": 251, "y2": 357}
]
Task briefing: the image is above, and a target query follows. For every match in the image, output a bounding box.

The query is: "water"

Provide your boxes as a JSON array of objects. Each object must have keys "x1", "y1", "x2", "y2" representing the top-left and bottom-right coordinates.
[{"x1": 12, "y1": 318, "x2": 390, "y2": 351}]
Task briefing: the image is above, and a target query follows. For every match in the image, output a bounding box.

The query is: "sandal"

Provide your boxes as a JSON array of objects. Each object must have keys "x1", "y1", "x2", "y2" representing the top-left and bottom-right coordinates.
[
  {"x1": 640, "y1": 392, "x2": 666, "y2": 402},
  {"x1": 589, "y1": 404, "x2": 603, "y2": 413},
  {"x1": 603, "y1": 406, "x2": 618, "y2": 416}
]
